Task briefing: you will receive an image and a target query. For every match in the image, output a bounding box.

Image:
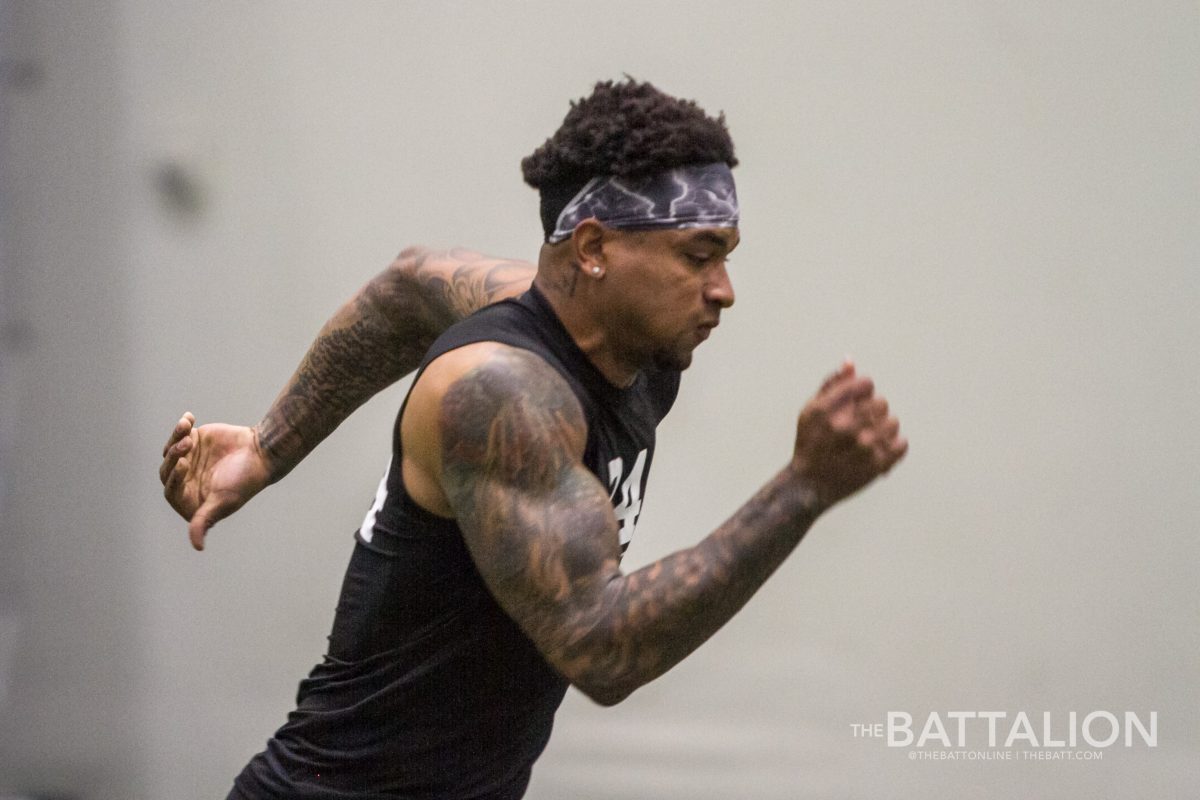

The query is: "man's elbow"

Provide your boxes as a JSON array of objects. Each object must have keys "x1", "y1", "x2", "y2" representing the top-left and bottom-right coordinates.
[
  {"x1": 571, "y1": 672, "x2": 638, "y2": 707},
  {"x1": 390, "y1": 245, "x2": 430, "y2": 281},
  {"x1": 566, "y1": 662, "x2": 643, "y2": 705},
  {"x1": 368, "y1": 246, "x2": 453, "y2": 329}
]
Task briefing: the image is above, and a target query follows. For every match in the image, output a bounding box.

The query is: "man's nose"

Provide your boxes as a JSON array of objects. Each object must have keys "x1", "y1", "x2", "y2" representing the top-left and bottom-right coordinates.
[{"x1": 705, "y1": 260, "x2": 735, "y2": 309}]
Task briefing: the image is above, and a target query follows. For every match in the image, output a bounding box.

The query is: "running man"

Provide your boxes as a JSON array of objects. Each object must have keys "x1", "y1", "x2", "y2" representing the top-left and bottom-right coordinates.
[{"x1": 160, "y1": 79, "x2": 906, "y2": 799}]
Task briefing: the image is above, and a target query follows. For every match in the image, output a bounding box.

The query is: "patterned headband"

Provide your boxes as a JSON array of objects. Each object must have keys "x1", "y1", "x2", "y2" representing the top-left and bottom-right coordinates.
[{"x1": 546, "y1": 162, "x2": 739, "y2": 244}]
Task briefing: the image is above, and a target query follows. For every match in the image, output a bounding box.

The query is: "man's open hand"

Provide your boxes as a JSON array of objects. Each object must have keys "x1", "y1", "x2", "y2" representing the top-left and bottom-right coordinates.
[
  {"x1": 159, "y1": 413, "x2": 272, "y2": 550},
  {"x1": 789, "y1": 359, "x2": 908, "y2": 512}
]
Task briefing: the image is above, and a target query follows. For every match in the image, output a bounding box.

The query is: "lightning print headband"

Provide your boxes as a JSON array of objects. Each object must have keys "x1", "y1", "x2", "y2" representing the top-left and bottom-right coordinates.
[{"x1": 546, "y1": 162, "x2": 739, "y2": 244}]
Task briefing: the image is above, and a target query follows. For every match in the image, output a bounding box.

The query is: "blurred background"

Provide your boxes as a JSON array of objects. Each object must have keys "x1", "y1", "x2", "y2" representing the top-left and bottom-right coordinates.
[{"x1": 1, "y1": 1, "x2": 1196, "y2": 798}]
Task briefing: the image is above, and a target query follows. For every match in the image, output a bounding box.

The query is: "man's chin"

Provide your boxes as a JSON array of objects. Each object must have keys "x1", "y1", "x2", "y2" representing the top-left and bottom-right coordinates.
[{"x1": 651, "y1": 348, "x2": 694, "y2": 372}]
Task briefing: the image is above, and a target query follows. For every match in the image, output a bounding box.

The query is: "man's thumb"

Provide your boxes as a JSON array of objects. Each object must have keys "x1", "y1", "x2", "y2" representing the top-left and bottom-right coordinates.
[{"x1": 188, "y1": 499, "x2": 224, "y2": 551}]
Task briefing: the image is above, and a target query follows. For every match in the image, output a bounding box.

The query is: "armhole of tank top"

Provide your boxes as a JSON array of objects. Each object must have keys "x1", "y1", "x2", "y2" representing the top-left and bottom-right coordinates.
[
  {"x1": 392, "y1": 363, "x2": 456, "y2": 524},
  {"x1": 357, "y1": 362, "x2": 450, "y2": 551}
]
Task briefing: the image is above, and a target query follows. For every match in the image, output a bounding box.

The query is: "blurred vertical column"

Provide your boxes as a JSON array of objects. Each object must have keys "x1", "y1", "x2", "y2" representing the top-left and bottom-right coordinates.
[
  {"x1": 0, "y1": 0, "x2": 35, "y2": 722},
  {"x1": 0, "y1": 1, "x2": 146, "y2": 798}
]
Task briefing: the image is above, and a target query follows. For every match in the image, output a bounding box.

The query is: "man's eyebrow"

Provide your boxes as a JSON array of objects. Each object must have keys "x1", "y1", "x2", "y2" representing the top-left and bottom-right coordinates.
[{"x1": 683, "y1": 230, "x2": 739, "y2": 250}]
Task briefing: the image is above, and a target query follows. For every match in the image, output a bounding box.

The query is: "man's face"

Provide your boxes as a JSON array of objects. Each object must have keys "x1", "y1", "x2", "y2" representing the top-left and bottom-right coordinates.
[{"x1": 600, "y1": 226, "x2": 739, "y2": 371}]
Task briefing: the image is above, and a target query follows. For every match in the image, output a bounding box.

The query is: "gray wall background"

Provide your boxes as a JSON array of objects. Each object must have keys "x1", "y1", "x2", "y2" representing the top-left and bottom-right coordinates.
[{"x1": 1, "y1": 1, "x2": 1196, "y2": 798}]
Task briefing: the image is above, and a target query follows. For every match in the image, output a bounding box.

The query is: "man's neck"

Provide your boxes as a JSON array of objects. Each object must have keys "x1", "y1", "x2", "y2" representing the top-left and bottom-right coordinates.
[{"x1": 532, "y1": 272, "x2": 640, "y2": 389}]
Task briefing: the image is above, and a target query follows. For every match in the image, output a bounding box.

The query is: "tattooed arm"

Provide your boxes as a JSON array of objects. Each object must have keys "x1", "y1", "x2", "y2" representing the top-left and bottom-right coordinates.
[
  {"x1": 159, "y1": 246, "x2": 535, "y2": 550},
  {"x1": 254, "y1": 246, "x2": 533, "y2": 477},
  {"x1": 409, "y1": 346, "x2": 906, "y2": 706}
]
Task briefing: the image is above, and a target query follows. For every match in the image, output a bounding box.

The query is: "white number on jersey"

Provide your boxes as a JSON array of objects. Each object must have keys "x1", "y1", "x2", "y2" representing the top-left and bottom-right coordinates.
[{"x1": 607, "y1": 449, "x2": 647, "y2": 548}]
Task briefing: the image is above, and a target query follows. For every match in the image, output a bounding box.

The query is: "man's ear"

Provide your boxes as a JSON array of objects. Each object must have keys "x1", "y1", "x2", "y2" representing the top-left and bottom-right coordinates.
[{"x1": 570, "y1": 219, "x2": 607, "y2": 278}]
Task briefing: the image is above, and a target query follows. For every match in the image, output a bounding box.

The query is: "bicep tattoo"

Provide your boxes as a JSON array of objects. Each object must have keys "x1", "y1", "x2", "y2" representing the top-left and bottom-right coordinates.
[{"x1": 438, "y1": 349, "x2": 621, "y2": 659}]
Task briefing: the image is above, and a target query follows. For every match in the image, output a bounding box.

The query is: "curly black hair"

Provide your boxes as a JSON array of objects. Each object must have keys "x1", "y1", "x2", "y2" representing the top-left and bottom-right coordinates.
[{"x1": 521, "y1": 79, "x2": 737, "y2": 189}]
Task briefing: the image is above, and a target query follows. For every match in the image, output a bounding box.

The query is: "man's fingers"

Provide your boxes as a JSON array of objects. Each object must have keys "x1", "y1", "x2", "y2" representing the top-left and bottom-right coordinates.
[
  {"x1": 162, "y1": 412, "x2": 195, "y2": 457},
  {"x1": 883, "y1": 436, "x2": 909, "y2": 471},
  {"x1": 824, "y1": 375, "x2": 875, "y2": 415},
  {"x1": 159, "y1": 413, "x2": 196, "y2": 484},
  {"x1": 874, "y1": 423, "x2": 908, "y2": 472},
  {"x1": 856, "y1": 396, "x2": 888, "y2": 425},
  {"x1": 158, "y1": 429, "x2": 195, "y2": 484},
  {"x1": 819, "y1": 357, "x2": 855, "y2": 393},
  {"x1": 851, "y1": 410, "x2": 905, "y2": 472},
  {"x1": 158, "y1": 433, "x2": 194, "y2": 484},
  {"x1": 160, "y1": 416, "x2": 182, "y2": 458},
  {"x1": 163, "y1": 456, "x2": 190, "y2": 511}
]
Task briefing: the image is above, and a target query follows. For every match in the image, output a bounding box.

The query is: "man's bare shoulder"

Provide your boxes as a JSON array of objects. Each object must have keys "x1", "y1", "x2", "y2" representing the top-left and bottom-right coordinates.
[
  {"x1": 412, "y1": 341, "x2": 577, "y2": 415},
  {"x1": 401, "y1": 342, "x2": 587, "y2": 514},
  {"x1": 440, "y1": 345, "x2": 586, "y2": 474}
]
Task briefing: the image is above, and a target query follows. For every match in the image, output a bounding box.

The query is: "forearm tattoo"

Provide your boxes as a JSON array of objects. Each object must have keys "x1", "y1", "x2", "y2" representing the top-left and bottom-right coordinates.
[
  {"x1": 255, "y1": 247, "x2": 533, "y2": 481},
  {"x1": 440, "y1": 348, "x2": 818, "y2": 704}
]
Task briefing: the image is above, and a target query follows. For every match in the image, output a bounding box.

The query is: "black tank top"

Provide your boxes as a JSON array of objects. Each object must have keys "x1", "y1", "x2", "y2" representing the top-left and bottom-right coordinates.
[{"x1": 234, "y1": 285, "x2": 681, "y2": 799}]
